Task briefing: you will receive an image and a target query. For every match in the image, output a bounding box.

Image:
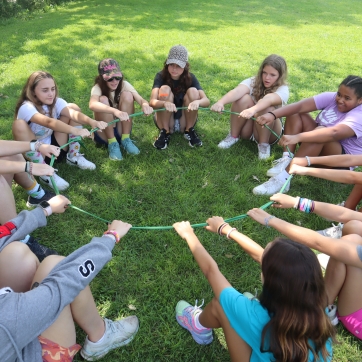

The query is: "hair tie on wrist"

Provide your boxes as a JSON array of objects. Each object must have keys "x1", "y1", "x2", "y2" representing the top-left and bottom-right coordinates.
[
  {"x1": 226, "y1": 228, "x2": 236, "y2": 239},
  {"x1": 267, "y1": 111, "x2": 277, "y2": 120},
  {"x1": 305, "y1": 156, "x2": 311, "y2": 167},
  {"x1": 217, "y1": 222, "x2": 229, "y2": 235},
  {"x1": 264, "y1": 215, "x2": 275, "y2": 228}
]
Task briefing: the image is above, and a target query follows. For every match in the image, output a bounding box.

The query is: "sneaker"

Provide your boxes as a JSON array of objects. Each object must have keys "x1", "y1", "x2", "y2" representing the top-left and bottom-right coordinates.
[
  {"x1": 121, "y1": 138, "x2": 140, "y2": 155},
  {"x1": 258, "y1": 143, "x2": 271, "y2": 160},
  {"x1": 218, "y1": 133, "x2": 239, "y2": 149},
  {"x1": 317, "y1": 223, "x2": 343, "y2": 239},
  {"x1": 153, "y1": 129, "x2": 170, "y2": 150},
  {"x1": 81, "y1": 316, "x2": 139, "y2": 361},
  {"x1": 327, "y1": 304, "x2": 339, "y2": 326},
  {"x1": 26, "y1": 189, "x2": 56, "y2": 208},
  {"x1": 185, "y1": 127, "x2": 202, "y2": 147},
  {"x1": 66, "y1": 153, "x2": 96, "y2": 170},
  {"x1": 108, "y1": 142, "x2": 123, "y2": 161},
  {"x1": 266, "y1": 156, "x2": 292, "y2": 177},
  {"x1": 253, "y1": 175, "x2": 290, "y2": 196},
  {"x1": 317, "y1": 253, "x2": 330, "y2": 270},
  {"x1": 175, "y1": 300, "x2": 213, "y2": 345},
  {"x1": 174, "y1": 119, "x2": 180, "y2": 133},
  {"x1": 26, "y1": 237, "x2": 58, "y2": 262},
  {"x1": 39, "y1": 174, "x2": 69, "y2": 191}
]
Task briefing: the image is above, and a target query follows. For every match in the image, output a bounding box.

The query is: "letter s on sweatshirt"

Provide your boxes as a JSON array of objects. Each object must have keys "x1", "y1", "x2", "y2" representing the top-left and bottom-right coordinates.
[{"x1": 78, "y1": 259, "x2": 95, "y2": 278}]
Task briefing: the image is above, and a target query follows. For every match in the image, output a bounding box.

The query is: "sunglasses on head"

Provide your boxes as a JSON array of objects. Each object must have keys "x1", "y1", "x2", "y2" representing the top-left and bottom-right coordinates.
[{"x1": 106, "y1": 77, "x2": 122, "y2": 82}]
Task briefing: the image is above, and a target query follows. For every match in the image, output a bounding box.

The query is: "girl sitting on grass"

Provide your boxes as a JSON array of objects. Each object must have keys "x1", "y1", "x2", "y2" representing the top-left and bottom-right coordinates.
[
  {"x1": 253, "y1": 75, "x2": 362, "y2": 196},
  {"x1": 173, "y1": 215, "x2": 334, "y2": 361},
  {"x1": 13, "y1": 71, "x2": 108, "y2": 191},
  {"x1": 89, "y1": 58, "x2": 153, "y2": 161},
  {"x1": 264, "y1": 192, "x2": 362, "y2": 341},
  {"x1": 150, "y1": 45, "x2": 210, "y2": 149},
  {"x1": 211, "y1": 54, "x2": 289, "y2": 160}
]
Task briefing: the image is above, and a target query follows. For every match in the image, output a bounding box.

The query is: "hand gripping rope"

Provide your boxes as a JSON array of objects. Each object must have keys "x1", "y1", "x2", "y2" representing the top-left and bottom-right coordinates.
[{"x1": 49, "y1": 107, "x2": 293, "y2": 229}]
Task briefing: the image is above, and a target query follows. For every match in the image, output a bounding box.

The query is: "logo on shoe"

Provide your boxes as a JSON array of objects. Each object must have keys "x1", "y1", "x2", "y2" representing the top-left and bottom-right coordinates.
[{"x1": 79, "y1": 259, "x2": 95, "y2": 278}]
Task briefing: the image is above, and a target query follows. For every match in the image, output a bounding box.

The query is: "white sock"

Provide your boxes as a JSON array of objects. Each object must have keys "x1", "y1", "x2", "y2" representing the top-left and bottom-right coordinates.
[
  {"x1": 283, "y1": 151, "x2": 293, "y2": 158},
  {"x1": 275, "y1": 169, "x2": 290, "y2": 181},
  {"x1": 194, "y1": 312, "x2": 208, "y2": 330}
]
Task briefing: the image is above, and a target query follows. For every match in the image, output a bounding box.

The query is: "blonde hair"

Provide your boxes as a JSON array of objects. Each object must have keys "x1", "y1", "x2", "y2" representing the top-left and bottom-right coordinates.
[{"x1": 252, "y1": 54, "x2": 288, "y2": 102}]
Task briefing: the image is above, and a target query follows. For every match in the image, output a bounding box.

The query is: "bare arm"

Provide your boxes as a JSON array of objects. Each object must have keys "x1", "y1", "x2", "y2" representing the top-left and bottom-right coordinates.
[
  {"x1": 289, "y1": 164, "x2": 362, "y2": 185},
  {"x1": 187, "y1": 90, "x2": 210, "y2": 111},
  {"x1": 240, "y1": 93, "x2": 284, "y2": 119},
  {"x1": 257, "y1": 97, "x2": 317, "y2": 126},
  {"x1": 30, "y1": 113, "x2": 79, "y2": 134},
  {"x1": 205, "y1": 216, "x2": 264, "y2": 264},
  {"x1": 247, "y1": 207, "x2": 362, "y2": 268},
  {"x1": 149, "y1": 88, "x2": 177, "y2": 112},
  {"x1": 132, "y1": 92, "x2": 153, "y2": 116},
  {"x1": 0, "y1": 140, "x2": 36, "y2": 156},
  {"x1": 210, "y1": 84, "x2": 250, "y2": 112},
  {"x1": 173, "y1": 222, "x2": 231, "y2": 300},
  {"x1": 89, "y1": 94, "x2": 116, "y2": 115},
  {"x1": 291, "y1": 154, "x2": 362, "y2": 168}
]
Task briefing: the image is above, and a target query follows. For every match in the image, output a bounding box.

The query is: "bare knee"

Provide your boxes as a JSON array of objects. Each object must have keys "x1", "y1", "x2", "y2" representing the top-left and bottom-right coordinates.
[
  {"x1": 99, "y1": 96, "x2": 111, "y2": 106},
  {"x1": 0, "y1": 242, "x2": 39, "y2": 292},
  {"x1": 343, "y1": 220, "x2": 362, "y2": 237},
  {"x1": 185, "y1": 87, "x2": 200, "y2": 101},
  {"x1": 119, "y1": 91, "x2": 134, "y2": 105},
  {"x1": 12, "y1": 119, "x2": 34, "y2": 141},
  {"x1": 158, "y1": 85, "x2": 173, "y2": 101}
]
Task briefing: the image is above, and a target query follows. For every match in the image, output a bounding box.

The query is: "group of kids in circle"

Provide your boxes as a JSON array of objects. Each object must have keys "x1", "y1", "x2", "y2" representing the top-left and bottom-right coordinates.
[{"x1": 1, "y1": 43, "x2": 362, "y2": 361}]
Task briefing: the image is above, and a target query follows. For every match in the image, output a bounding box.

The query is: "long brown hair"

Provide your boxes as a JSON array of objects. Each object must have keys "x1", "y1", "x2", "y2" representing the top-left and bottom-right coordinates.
[
  {"x1": 14, "y1": 71, "x2": 58, "y2": 119},
  {"x1": 259, "y1": 238, "x2": 335, "y2": 362},
  {"x1": 252, "y1": 54, "x2": 288, "y2": 102},
  {"x1": 94, "y1": 75, "x2": 124, "y2": 106},
  {"x1": 160, "y1": 61, "x2": 192, "y2": 93}
]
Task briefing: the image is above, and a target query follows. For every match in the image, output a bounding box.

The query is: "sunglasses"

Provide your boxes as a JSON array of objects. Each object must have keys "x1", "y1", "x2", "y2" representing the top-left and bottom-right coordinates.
[{"x1": 106, "y1": 77, "x2": 122, "y2": 82}]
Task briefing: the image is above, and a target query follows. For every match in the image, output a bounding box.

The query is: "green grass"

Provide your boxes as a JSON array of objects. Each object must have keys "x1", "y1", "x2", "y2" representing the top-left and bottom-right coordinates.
[{"x1": 1, "y1": 0, "x2": 362, "y2": 360}]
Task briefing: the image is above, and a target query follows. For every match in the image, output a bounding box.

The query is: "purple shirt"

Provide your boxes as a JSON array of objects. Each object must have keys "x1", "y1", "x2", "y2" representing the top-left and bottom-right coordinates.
[{"x1": 314, "y1": 92, "x2": 362, "y2": 155}]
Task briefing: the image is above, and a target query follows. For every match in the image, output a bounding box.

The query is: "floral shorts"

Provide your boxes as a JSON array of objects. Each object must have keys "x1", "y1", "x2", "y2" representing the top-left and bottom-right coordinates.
[{"x1": 38, "y1": 336, "x2": 81, "y2": 362}]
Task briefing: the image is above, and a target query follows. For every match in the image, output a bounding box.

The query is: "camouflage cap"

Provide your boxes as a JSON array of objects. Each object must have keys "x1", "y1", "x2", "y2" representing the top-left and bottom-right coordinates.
[{"x1": 98, "y1": 58, "x2": 123, "y2": 80}]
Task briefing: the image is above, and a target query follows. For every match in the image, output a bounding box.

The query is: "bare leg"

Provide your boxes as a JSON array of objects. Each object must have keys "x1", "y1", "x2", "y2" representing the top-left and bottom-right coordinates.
[
  {"x1": 154, "y1": 85, "x2": 175, "y2": 133},
  {"x1": 116, "y1": 91, "x2": 134, "y2": 136},
  {"x1": 199, "y1": 297, "x2": 252, "y2": 362},
  {"x1": 12, "y1": 119, "x2": 37, "y2": 142},
  {"x1": 0, "y1": 241, "x2": 39, "y2": 292},
  {"x1": 94, "y1": 96, "x2": 117, "y2": 142},
  {"x1": 229, "y1": 94, "x2": 255, "y2": 139},
  {"x1": 324, "y1": 221, "x2": 362, "y2": 315},
  {"x1": 183, "y1": 87, "x2": 200, "y2": 130},
  {"x1": 34, "y1": 256, "x2": 105, "y2": 347},
  {"x1": 0, "y1": 174, "x2": 17, "y2": 224},
  {"x1": 345, "y1": 184, "x2": 362, "y2": 211}
]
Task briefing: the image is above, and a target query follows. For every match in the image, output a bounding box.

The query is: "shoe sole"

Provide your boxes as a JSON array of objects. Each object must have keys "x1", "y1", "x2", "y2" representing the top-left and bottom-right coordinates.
[
  {"x1": 189, "y1": 141, "x2": 202, "y2": 148},
  {"x1": 109, "y1": 155, "x2": 123, "y2": 161},
  {"x1": 80, "y1": 325, "x2": 139, "y2": 361},
  {"x1": 266, "y1": 170, "x2": 281, "y2": 177},
  {"x1": 176, "y1": 316, "x2": 213, "y2": 345},
  {"x1": 153, "y1": 142, "x2": 168, "y2": 150}
]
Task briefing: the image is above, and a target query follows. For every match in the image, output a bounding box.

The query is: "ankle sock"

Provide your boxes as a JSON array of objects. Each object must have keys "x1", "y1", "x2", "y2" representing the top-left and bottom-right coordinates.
[
  {"x1": 108, "y1": 137, "x2": 117, "y2": 144},
  {"x1": 68, "y1": 126, "x2": 82, "y2": 158},
  {"x1": 121, "y1": 134, "x2": 130, "y2": 140},
  {"x1": 194, "y1": 312, "x2": 208, "y2": 330},
  {"x1": 26, "y1": 184, "x2": 45, "y2": 199}
]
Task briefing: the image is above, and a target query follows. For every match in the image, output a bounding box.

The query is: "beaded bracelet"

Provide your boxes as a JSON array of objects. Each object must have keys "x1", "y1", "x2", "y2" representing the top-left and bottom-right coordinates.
[
  {"x1": 267, "y1": 111, "x2": 277, "y2": 120},
  {"x1": 25, "y1": 161, "x2": 33, "y2": 176},
  {"x1": 264, "y1": 215, "x2": 275, "y2": 228},
  {"x1": 226, "y1": 228, "x2": 236, "y2": 239},
  {"x1": 103, "y1": 230, "x2": 120, "y2": 243}
]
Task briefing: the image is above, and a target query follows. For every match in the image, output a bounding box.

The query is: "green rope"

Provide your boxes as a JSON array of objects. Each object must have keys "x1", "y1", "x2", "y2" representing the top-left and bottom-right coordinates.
[{"x1": 47, "y1": 107, "x2": 293, "y2": 229}]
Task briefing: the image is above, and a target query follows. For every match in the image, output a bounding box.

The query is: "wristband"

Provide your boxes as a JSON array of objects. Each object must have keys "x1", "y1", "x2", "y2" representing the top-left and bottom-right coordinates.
[
  {"x1": 293, "y1": 196, "x2": 300, "y2": 209},
  {"x1": 305, "y1": 156, "x2": 311, "y2": 167},
  {"x1": 25, "y1": 161, "x2": 33, "y2": 176},
  {"x1": 267, "y1": 111, "x2": 277, "y2": 120},
  {"x1": 264, "y1": 215, "x2": 275, "y2": 228},
  {"x1": 226, "y1": 228, "x2": 236, "y2": 239},
  {"x1": 30, "y1": 140, "x2": 37, "y2": 152},
  {"x1": 159, "y1": 93, "x2": 168, "y2": 97},
  {"x1": 38, "y1": 200, "x2": 52, "y2": 217},
  {"x1": 104, "y1": 230, "x2": 120, "y2": 243}
]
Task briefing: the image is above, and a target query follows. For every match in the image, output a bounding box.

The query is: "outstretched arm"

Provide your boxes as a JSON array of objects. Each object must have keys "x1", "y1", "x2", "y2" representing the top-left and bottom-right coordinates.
[
  {"x1": 247, "y1": 207, "x2": 362, "y2": 268},
  {"x1": 240, "y1": 93, "x2": 284, "y2": 119},
  {"x1": 291, "y1": 154, "x2": 362, "y2": 168},
  {"x1": 173, "y1": 221, "x2": 231, "y2": 300},
  {"x1": 210, "y1": 84, "x2": 250, "y2": 113},
  {"x1": 205, "y1": 216, "x2": 264, "y2": 264}
]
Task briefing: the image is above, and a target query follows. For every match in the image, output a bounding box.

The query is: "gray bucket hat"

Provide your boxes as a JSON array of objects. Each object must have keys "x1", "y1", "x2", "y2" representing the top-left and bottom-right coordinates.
[{"x1": 166, "y1": 45, "x2": 188, "y2": 68}]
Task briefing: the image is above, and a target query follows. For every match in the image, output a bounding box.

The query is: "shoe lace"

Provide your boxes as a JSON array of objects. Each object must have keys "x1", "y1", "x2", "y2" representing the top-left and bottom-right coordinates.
[
  {"x1": 193, "y1": 299, "x2": 204, "y2": 311},
  {"x1": 271, "y1": 156, "x2": 289, "y2": 166}
]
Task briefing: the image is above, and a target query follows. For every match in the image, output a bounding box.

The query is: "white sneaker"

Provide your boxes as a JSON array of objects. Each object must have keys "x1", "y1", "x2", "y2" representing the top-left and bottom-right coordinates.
[
  {"x1": 218, "y1": 133, "x2": 239, "y2": 149},
  {"x1": 39, "y1": 173, "x2": 69, "y2": 191},
  {"x1": 317, "y1": 253, "x2": 330, "y2": 270},
  {"x1": 317, "y1": 223, "x2": 343, "y2": 239},
  {"x1": 327, "y1": 304, "x2": 339, "y2": 326},
  {"x1": 66, "y1": 153, "x2": 96, "y2": 170},
  {"x1": 266, "y1": 156, "x2": 292, "y2": 177},
  {"x1": 81, "y1": 316, "x2": 139, "y2": 361},
  {"x1": 253, "y1": 175, "x2": 290, "y2": 196},
  {"x1": 258, "y1": 143, "x2": 270, "y2": 160}
]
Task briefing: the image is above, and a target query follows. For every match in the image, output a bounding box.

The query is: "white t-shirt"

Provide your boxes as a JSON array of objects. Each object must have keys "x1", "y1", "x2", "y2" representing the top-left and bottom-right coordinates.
[
  {"x1": 17, "y1": 98, "x2": 68, "y2": 144},
  {"x1": 240, "y1": 77, "x2": 289, "y2": 106},
  {"x1": 90, "y1": 81, "x2": 138, "y2": 107}
]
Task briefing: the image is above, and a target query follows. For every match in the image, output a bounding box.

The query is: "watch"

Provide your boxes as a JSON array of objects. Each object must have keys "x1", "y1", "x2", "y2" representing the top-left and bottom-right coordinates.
[
  {"x1": 30, "y1": 139, "x2": 37, "y2": 152},
  {"x1": 38, "y1": 201, "x2": 52, "y2": 217}
]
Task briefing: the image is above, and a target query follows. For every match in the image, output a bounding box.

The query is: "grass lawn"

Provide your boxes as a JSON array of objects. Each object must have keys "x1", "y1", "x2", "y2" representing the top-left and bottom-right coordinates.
[{"x1": 1, "y1": 0, "x2": 362, "y2": 360}]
